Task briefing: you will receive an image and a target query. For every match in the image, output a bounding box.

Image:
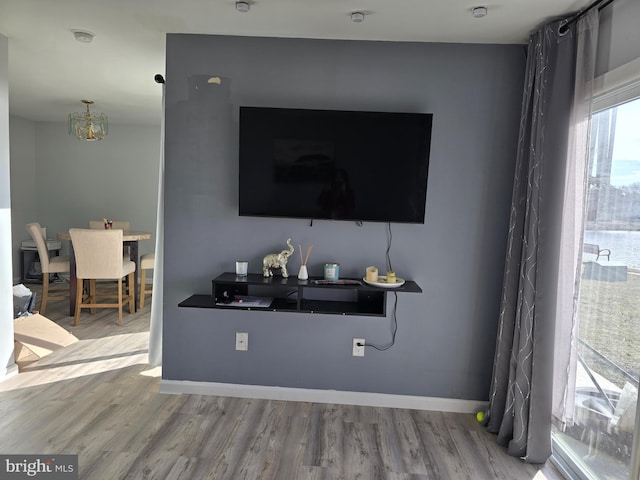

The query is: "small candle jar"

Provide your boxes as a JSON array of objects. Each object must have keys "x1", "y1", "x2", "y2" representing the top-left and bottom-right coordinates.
[
  {"x1": 366, "y1": 266, "x2": 379, "y2": 282},
  {"x1": 324, "y1": 263, "x2": 340, "y2": 280},
  {"x1": 386, "y1": 271, "x2": 396, "y2": 283}
]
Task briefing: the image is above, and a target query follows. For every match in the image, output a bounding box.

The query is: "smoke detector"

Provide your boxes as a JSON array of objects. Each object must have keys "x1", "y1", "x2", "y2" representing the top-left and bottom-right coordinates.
[
  {"x1": 236, "y1": 1, "x2": 250, "y2": 12},
  {"x1": 72, "y1": 30, "x2": 95, "y2": 43},
  {"x1": 472, "y1": 6, "x2": 488, "y2": 18},
  {"x1": 351, "y1": 12, "x2": 365, "y2": 23}
]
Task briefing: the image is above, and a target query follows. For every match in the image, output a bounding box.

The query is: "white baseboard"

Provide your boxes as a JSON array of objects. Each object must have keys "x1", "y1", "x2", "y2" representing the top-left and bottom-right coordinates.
[
  {"x1": 0, "y1": 363, "x2": 19, "y2": 383},
  {"x1": 159, "y1": 380, "x2": 487, "y2": 414}
]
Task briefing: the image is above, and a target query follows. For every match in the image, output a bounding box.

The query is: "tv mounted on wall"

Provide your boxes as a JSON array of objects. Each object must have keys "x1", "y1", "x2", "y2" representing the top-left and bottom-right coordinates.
[{"x1": 238, "y1": 106, "x2": 433, "y2": 224}]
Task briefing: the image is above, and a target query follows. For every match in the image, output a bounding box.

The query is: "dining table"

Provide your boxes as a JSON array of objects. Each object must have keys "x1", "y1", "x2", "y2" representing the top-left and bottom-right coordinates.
[{"x1": 58, "y1": 230, "x2": 152, "y2": 316}]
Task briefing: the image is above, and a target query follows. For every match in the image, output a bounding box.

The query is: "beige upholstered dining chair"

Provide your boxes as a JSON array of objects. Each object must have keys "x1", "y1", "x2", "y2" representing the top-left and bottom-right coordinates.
[
  {"x1": 89, "y1": 220, "x2": 131, "y2": 259},
  {"x1": 89, "y1": 220, "x2": 131, "y2": 230},
  {"x1": 69, "y1": 228, "x2": 136, "y2": 326},
  {"x1": 25, "y1": 222, "x2": 70, "y2": 315},
  {"x1": 139, "y1": 252, "x2": 155, "y2": 309}
]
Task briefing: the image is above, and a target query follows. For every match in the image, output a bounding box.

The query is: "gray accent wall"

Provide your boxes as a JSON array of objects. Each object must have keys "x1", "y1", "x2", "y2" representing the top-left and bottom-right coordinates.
[{"x1": 163, "y1": 34, "x2": 526, "y2": 400}]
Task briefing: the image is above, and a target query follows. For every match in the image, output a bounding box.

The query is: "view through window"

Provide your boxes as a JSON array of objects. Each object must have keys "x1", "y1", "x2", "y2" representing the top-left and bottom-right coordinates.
[{"x1": 554, "y1": 97, "x2": 640, "y2": 479}]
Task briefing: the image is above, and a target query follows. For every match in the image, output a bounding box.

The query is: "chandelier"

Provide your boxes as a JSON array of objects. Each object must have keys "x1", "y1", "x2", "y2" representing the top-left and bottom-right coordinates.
[{"x1": 68, "y1": 100, "x2": 108, "y2": 141}]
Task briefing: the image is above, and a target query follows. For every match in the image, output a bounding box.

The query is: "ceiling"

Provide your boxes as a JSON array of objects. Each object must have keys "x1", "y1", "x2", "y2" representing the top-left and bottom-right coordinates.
[{"x1": 0, "y1": 0, "x2": 590, "y2": 126}]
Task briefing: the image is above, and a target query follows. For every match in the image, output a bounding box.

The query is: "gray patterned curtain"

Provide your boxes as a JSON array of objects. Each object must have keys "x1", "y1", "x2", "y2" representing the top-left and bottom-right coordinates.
[{"x1": 485, "y1": 11, "x2": 599, "y2": 463}]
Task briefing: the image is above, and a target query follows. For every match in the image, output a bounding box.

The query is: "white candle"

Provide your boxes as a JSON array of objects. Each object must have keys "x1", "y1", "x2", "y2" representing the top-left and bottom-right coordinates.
[{"x1": 366, "y1": 266, "x2": 379, "y2": 282}]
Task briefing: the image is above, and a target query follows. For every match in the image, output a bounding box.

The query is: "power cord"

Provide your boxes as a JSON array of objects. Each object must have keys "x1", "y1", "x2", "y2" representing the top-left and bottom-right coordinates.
[
  {"x1": 361, "y1": 222, "x2": 398, "y2": 351},
  {"x1": 359, "y1": 292, "x2": 398, "y2": 351},
  {"x1": 385, "y1": 221, "x2": 393, "y2": 272},
  {"x1": 286, "y1": 290, "x2": 297, "y2": 303}
]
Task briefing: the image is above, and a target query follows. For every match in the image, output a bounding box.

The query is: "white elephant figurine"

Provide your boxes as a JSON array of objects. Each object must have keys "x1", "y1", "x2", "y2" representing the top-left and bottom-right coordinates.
[{"x1": 263, "y1": 238, "x2": 295, "y2": 277}]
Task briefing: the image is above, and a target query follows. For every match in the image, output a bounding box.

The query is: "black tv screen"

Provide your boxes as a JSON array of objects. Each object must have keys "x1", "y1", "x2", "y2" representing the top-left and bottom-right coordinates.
[{"x1": 238, "y1": 106, "x2": 433, "y2": 224}]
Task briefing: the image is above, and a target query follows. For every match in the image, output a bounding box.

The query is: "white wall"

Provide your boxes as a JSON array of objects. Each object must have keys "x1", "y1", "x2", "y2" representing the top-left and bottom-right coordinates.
[
  {"x1": 9, "y1": 121, "x2": 161, "y2": 280},
  {"x1": 9, "y1": 116, "x2": 36, "y2": 280},
  {"x1": 1, "y1": 34, "x2": 18, "y2": 382},
  {"x1": 596, "y1": 0, "x2": 640, "y2": 76}
]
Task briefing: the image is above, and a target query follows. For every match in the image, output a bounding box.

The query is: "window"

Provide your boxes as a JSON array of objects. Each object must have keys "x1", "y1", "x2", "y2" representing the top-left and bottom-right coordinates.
[{"x1": 553, "y1": 74, "x2": 640, "y2": 479}]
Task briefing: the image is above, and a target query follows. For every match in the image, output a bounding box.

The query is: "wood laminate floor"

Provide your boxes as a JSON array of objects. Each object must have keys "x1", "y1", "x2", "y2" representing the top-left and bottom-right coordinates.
[{"x1": 2, "y1": 282, "x2": 565, "y2": 479}]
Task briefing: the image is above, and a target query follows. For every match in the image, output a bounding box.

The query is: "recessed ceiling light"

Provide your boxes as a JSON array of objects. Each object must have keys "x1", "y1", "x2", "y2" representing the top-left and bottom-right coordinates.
[
  {"x1": 351, "y1": 12, "x2": 365, "y2": 23},
  {"x1": 72, "y1": 30, "x2": 94, "y2": 43},
  {"x1": 472, "y1": 6, "x2": 488, "y2": 18},
  {"x1": 236, "y1": 1, "x2": 250, "y2": 13}
]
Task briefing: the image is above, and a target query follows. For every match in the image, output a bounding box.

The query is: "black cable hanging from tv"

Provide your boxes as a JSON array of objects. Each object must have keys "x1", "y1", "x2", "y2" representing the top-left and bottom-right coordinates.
[{"x1": 559, "y1": 0, "x2": 616, "y2": 34}]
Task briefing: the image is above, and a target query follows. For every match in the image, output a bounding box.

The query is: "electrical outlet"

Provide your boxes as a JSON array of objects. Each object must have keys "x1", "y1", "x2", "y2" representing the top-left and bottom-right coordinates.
[
  {"x1": 236, "y1": 332, "x2": 248, "y2": 351},
  {"x1": 353, "y1": 338, "x2": 365, "y2": 357}
]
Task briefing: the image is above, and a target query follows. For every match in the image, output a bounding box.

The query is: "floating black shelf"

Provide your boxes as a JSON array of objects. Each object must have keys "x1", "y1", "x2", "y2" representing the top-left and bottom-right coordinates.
[{"x1": 178, "y1": 272, "x2": 422, "y2": 317}]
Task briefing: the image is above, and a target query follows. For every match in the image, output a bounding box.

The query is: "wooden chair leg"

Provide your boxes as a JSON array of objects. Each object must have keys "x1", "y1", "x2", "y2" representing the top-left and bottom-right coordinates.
[
  {"x1": 90, "y1": 279, "x2": 97, "y2": 315},
  {"x1": 40, "y1": 273, "x2": 49, "y2": 314},
  {"x1": 139, "y1": 268, "x2": 146, "y2": 309},
  {"x1": 74, "y1": 279, "x2": 84, "y2": 326},
  {"x1": 117, "y1": 278, "x2": 123, "y2": 326},
  {"x1": 128, "y1": 272, "x2": 136, "y2": 315}
]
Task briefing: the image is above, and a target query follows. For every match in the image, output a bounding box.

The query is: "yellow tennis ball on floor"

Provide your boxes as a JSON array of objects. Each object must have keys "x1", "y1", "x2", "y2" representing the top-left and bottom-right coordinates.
[{"x1": 476, "y1": 411, "x2": 485, "y2": 422}]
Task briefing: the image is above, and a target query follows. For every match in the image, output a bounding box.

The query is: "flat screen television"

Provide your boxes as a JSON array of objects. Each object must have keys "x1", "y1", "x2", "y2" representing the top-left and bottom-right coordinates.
[{"x1": 238, "y1": 106, "x2": 433, "y2": 224}]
